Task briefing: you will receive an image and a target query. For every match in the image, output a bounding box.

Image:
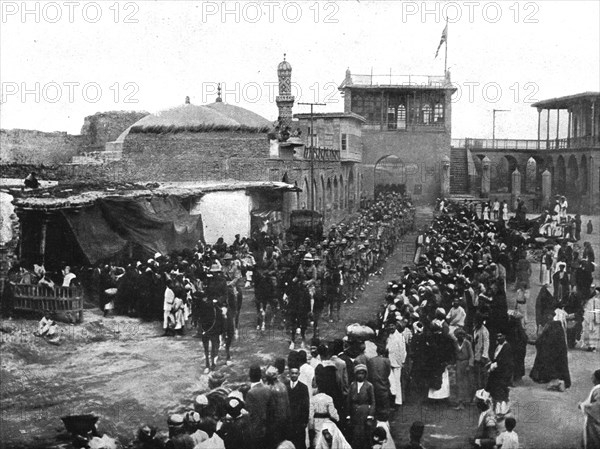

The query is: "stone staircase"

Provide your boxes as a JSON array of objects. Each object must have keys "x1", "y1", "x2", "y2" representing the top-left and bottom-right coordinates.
[{"x1": 450, "y1": 146, "x2": 469, "y2": 194}]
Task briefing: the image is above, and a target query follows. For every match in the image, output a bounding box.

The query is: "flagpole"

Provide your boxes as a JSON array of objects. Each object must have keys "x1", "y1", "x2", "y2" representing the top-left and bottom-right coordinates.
[{"x1": 443, "y1": 18, "x2": 448, "y2": 77}]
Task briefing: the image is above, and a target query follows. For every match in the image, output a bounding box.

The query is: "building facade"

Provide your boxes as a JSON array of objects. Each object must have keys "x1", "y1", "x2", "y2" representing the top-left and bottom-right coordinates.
[
  {"x1": 339, "y1": 69, "x2": 456, "y2": 204},
  {"x1": 1, "y1": 56, "x2": 368, "y2": 270},
  {"x1": 450, "y1": 92, "x2": 600, "y2": 214}
]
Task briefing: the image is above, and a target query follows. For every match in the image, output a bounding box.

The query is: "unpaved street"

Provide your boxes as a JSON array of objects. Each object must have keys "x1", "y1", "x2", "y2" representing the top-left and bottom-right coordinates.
[{"x1": 1, "y1": 209, "x2": 598, "y2": 448}]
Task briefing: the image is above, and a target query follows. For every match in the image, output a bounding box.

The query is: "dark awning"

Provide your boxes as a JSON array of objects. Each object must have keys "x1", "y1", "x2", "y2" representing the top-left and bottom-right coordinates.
[{"x1": 61, "y1": 196, "x2": 204, "y2": 264}]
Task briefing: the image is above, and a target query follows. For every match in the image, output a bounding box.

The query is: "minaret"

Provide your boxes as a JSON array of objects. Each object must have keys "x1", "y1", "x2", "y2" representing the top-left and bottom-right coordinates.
[{"x1": 276, "y1": 54, "x2": 295, "y2": 130}]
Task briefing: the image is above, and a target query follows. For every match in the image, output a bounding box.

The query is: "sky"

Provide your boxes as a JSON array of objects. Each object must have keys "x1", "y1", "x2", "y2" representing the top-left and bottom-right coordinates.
[{"x1": 1, "y1": 0, "x2": 599, "y2": 139}]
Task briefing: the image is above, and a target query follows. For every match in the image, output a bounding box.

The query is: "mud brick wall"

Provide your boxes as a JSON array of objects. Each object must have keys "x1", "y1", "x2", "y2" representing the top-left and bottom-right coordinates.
[
  {"x1": 0, "y1": 129, "x2": 83, "y2": 165},
  {"x1": 80, "y1": 111, "x2": 148, "y2": 149},
  {"x1": 119, "y1": 132, "x2": 272, "y2": 182}
]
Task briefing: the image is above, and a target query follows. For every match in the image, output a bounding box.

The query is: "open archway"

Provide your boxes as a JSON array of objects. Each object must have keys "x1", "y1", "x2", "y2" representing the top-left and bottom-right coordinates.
[
  {"x1": 567, "y1": 155, "x2": 579, "y2": 199},
  {"x1": 326, "y1": 178, "x2": 333, "y2": 213},
  {"x1": 339, "y1": 174, "x2": 344, "y2": 209},
  {"x1": 525, "y1": 157, "x2": 537, "y2": 194},
  {"x1": 544, "y1": 158, "x2": 555, "y2": 193},
  {"x1": 333, "y1": 176, "x2": 339, "y2": 210},
  {"x1": 374, "y1": 155, "x2": 406, "y2": 197},
  {"x1": 580, "y1": 155, "x2": 588, "y2": 194},
  {"x1": 556, "y1": 156, "x2": 566, "y2": 195},
  {"x1": 494, "y1": 155, "x2": 518, "y2": 192},
  {"x1": 320, "y1": 176, "x2": 326, "y2": 217},
  {"x1": 302, "y1": 178, "x2": 309, "y2": 210},
  {"x1": 313, "y1": 178, "x2": 319, "y2": 212},
  {"x1": 348, "y1": 169, "x2": 355, "y2": 211}
]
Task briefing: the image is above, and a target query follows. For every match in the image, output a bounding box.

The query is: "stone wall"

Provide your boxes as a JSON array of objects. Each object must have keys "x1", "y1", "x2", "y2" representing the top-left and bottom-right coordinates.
[
  {"x1": 119, "y1": 132, "x2": 272, "y2": 182},
  {"x1": 362, "y1": 129, "x2": 450, "y2": 204},
  {"x1": 0, "y1": 129, "x2": 83, "y2": 165},
  {"x1": 0, "y1": 111, "x2": 148, "y2": 165},
  {"x1": 80, "y1": 111, "x2": 149, "y2": 149},
  {"x1": 0, "y1": 163, "x2": 115, "y2": 183}
]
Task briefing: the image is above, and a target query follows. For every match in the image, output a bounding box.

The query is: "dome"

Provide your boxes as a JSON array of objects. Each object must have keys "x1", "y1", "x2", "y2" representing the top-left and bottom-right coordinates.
[
  {"x1": 278, "y1": 60, "x2": 292, "y2": 72},
  {"x1": 205, "y1": 102, "x2": 272, "y2": 130},
  {"x1": 278, "y1": 54, "x2": 292, "y2": 73},
  {"x1": 128, "y1": 101, "x2": 270, "y2": 134}
]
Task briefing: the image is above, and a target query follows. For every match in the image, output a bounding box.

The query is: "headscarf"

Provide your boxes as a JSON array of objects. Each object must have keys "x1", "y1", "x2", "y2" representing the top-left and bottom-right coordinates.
[{"x1": 314, "y1": 421, "x2": 352, "y2": 449}]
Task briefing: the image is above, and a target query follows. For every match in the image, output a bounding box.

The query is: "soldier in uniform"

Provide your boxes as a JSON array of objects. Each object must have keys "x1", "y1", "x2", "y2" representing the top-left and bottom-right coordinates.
[
  {"x1": 323, "y1": 249, "x2": 343, "y2": 323},
  {"x1": 204, "y1": 263, "x2": 235, "y2": 367},
  {"x1": 287, "y1": 253, "x2": 317, "y2": 349},
  {"x1": 222, "y1": 253, "x2": 243, "y2": 338},
  {"x1": 342, "y1": 248, "x2": 358, "y2": 304},
  {"x1": 313, "y1": 255, "x2": 326, "y2": 336}
]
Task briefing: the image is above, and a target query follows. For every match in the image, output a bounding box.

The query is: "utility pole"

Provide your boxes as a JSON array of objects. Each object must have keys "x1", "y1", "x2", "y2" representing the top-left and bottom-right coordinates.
[{"x1": 492, "y1": 109, "x2": 510, "y2": 149}]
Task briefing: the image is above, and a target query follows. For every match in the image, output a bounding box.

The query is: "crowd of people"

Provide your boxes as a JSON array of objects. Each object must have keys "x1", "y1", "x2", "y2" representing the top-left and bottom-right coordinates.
[
  {"x1": 115, "y1": 198, "x2": 598, "y2": 449},
  {"x1": 5, "y1": 192, "x2": 599, "y2": 449}
]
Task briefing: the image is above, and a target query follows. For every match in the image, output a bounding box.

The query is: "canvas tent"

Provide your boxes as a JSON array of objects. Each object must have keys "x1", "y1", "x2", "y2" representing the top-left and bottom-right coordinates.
[
  {"x1": 9, "y1": 181, "x2": 298, "y2": 266},
  {"x1": 61, "y1": 196, "x2": 203, "y2": 264}
]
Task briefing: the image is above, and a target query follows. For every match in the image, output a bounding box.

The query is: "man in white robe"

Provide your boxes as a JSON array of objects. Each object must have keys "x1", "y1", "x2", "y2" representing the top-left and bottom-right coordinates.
[
  {"x1": 386, "y1": 322, "x2": 406, "y2": 406},
  {"x1": 582, "y1": 287, "x2": 600, "y2": 351}
]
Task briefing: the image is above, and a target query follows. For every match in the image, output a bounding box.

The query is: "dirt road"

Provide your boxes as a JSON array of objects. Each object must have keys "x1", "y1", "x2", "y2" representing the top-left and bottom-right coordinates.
[{"x1": 1, "y1": 209, "x2": 598, "y2": 448}]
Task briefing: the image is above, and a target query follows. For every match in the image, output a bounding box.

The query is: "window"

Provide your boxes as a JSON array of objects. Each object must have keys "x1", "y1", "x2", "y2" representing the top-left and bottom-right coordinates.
[
  {"x1": 352, "y1": 94, "x2": 364, "y2": 116},
  {"x1": 434, "y1": 103, "x2": 444, "y2": 123},
  {"x1": 397, "y1": 104, "x2": 406, "y2": 130},
  {"x1": 387, "y1": 106, "x2": 396, "y2": 130},
  {"x1": 421, "y1": 104, "x2": 432, "y2": 124},
  {"x1": 323, "y1": 133, "x2": 334, "y2": 149},
  {"x1": 341, "y1": 133, "x2": 347, "y2": 151},
  {"x1": 307, "y1": 127, "x2": 319, "y2": 147}
]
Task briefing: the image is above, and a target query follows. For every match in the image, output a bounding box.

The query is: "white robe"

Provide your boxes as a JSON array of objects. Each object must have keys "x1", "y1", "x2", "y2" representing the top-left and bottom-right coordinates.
[
  {"x1": 583, "y1": 295, "x2": 600, "y2": 348},
  {"x1": 386, "y1": 330, "x2": 406, "y2": 405},
  {"x1": 428, "y1": 368, "x2": 450, "y2": 399}
]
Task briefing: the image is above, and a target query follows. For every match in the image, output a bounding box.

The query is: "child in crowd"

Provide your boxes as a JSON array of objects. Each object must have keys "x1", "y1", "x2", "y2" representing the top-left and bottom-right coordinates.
[{"x1": 495, "y1": 416, "x2": 519, "y2": 449}]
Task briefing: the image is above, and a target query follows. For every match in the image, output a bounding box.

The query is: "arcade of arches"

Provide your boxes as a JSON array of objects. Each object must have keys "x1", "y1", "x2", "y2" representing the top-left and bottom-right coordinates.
[
  {"x1": 468, "y1": 151, "x2": 597, "y2": 213},
  {"x1": 280, "y1": 166, "x2": 360, "y2": 226}
]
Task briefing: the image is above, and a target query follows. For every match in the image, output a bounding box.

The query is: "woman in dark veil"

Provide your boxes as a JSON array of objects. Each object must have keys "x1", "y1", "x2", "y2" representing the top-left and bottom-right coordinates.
[
  {"x1": 530, "y1": 313, "x2": 571, "y2": 389},
  {"x1": 506, "y1": 311, "x2": 528, "y2": 383}
]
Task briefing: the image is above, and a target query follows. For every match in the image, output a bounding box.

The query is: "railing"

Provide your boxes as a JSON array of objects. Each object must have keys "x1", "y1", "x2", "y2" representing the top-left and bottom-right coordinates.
[
  {"x1": 12, "y1": 284, "x2": 84, "y2": 322},
  {"x1": 350, "y1": 74, "x2": 448, "y2": 87},
  {"x1": 365, "y1": 122, "x2": 446, "y2": 132},
  {"x1": 303, "y1": 147, "x2": 341, "y2": 162},
  {"x1": 452, "y1": 135, "x2": 599, "y2": 151}
]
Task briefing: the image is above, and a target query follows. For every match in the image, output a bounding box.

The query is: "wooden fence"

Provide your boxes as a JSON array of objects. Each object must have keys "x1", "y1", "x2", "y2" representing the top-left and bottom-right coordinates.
[{"x1": 13, "y1": 284, "x2": 84, "y2": 322}]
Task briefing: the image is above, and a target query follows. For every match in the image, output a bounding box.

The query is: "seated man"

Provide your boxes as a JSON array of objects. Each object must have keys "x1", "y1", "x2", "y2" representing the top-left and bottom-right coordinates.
[
  {"x1": 24, "y1": 172, "x2": 40, "y2": 189},
  {"x1": 35, "y1": 312, "x2": 59, "y2": 343},
  {"x1": 62, "y1": 266, "x2": 77, "y2": 287},
  {"x1": 38, "y1": 273, "x2": 55, "y2": 289}
]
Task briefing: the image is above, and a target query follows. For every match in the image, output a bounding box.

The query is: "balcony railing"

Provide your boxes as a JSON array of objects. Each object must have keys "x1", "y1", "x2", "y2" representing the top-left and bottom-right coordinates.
[
  {"x1": 303, "y1": 147, "x2": 341, "y2": 162},
  {"x1": 451, "y1": 135, "x2": 599, "y2": 151},
  {"x1": 350, "y1": 74, "x2": 448, "y2": 87},
  {"x1": 365, "y1": 122, "x2": 446, "y2": 132}
]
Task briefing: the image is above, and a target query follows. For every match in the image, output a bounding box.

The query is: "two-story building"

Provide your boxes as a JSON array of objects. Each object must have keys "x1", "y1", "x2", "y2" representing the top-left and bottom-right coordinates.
[
  {"x1": 292, "y1": 112, "x2": 365, "y2": 217},
  {"x1": 339, "y1": 69, "x2": 456, "y2": 204}
]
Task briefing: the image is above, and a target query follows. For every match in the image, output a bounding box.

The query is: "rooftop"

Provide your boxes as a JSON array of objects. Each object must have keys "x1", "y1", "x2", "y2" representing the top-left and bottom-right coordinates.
[
  {"x1": 531, "y1": 92, "x2": 600, "y2": 109},
  {"x1": 293, "y1": 112, "x2": 366, "y2": 123},
  {"x1": 339, "y1": 72, "x2": 455, "y2": 91},
  {"x1": 5, "y1": 180, "x2": 299, "y2": 211},
  {"x1": 127, "y1": 100, "x2": 271, "y2": 135}
]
